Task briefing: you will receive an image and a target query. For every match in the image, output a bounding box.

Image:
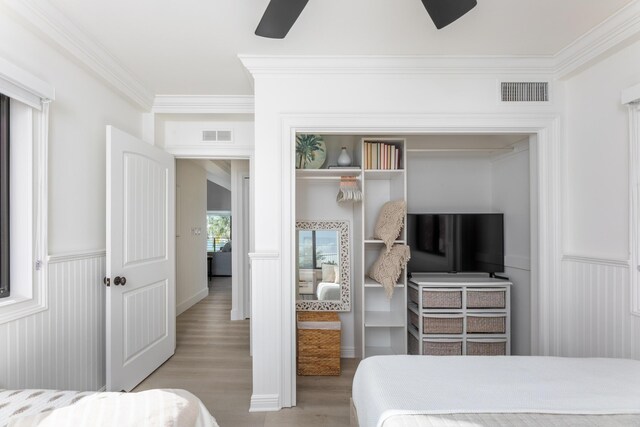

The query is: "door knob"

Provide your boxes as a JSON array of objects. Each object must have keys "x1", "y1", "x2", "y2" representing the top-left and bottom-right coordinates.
[{"x1": 114, "y1": 276, "x2": 127, "y2": 286}]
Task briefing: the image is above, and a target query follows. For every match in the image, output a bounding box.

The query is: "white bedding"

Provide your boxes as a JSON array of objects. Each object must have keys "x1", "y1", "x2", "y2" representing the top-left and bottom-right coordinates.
[
  {"x1": 316, "y1": 282, "x2": 340, "y2": 300},
  {"x1": 352, "y1": 356, "x2": 640, "y2": 427},
  {"x1": 1, "y1": 388, "x2": 218, "y2": 427}
]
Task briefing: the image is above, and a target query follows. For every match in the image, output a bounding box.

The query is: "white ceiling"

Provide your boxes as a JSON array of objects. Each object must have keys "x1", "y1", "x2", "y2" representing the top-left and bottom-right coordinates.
[{"x1": 47, "y1": 0, "x2": 633, "y2": 95}]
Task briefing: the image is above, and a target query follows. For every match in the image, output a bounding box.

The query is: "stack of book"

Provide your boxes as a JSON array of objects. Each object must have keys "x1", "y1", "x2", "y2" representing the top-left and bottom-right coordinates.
[{"x1": 364, "y1": 142, "x2": 401, "y2": 170}]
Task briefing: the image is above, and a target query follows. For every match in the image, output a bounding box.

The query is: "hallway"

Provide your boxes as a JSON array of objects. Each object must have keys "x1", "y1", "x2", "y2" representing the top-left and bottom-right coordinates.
[{"x1": 134, "y1": 278, "x2": 357, "y2": 426}]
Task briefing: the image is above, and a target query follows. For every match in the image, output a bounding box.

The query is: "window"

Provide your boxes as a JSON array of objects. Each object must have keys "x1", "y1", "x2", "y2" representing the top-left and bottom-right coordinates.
[
  {"x1": 0, "y1": 58, "x2": 52, "y2": 323},
  {"x1": 207, "y1": 211, "x2": 231, "y2": 252},
  {"x1": 297, "y1": 230, "x2": 338, "y2": 269},
  {"x1": 0, "y1": 94, "x2": 9, "y2": 298}
]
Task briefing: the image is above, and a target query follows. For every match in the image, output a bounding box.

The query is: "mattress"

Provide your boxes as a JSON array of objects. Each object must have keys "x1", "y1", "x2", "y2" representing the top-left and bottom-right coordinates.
[
  {"x1": 352, "y1": 356, "x2": 640, "y2": 427},
  {"x1": 0, "y1": 388, "x2": 218, "y2": 427}
]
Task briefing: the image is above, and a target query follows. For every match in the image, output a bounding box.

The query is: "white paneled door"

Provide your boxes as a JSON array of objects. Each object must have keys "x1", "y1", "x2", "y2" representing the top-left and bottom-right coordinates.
[{"x1": 106, "y1": 126, "x2": 175, "y2": 391}]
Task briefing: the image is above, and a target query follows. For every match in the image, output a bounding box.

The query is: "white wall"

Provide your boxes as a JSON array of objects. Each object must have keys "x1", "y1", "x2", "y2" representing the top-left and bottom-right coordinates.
[
  {"x1": 0, "y1": 12, "x2": 143, "y2": 390},
  {"x1": 407, "y1": 154, "x2": 493, "y2": 213},
  {"x1": 560, "y1": 38, "x2": 640, "y2": 359},
  {"x1": 176, "y1": 160, "x2": 208, "y2": 315},
  {"x1": 491, "y1": 142, "x2": 531, "y2": 355},
  {"x1": 207, "y1": 180, "x2": 231, "y2": 211}
]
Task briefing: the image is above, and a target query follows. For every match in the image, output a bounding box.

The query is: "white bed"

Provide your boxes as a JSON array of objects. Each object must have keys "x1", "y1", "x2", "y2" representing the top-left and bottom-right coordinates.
[
  {"x1": 0, "y1": 388, "x2": 218, "y2": 427},
  {"x1": 352, "y1": 355, "x2": 640, "y2": 427},
  {"x1": 316, "y1": 281, "x2": 341, "y2": 300}
]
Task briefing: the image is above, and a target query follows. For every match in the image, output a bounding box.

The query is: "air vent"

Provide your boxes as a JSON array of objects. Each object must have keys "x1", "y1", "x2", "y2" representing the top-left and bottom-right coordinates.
[
  {"x1": 202, "y1": 129, "x2": 233, "y2": 142},
  {"x1": 501, "y1": 82, "x2": 549, "y2": 102}
]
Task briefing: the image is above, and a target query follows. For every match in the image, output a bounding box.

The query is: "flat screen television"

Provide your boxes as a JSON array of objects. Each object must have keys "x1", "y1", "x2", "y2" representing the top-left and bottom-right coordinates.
[{"x1": 407, "y1": 213, "x2": 504, "y2": 275}]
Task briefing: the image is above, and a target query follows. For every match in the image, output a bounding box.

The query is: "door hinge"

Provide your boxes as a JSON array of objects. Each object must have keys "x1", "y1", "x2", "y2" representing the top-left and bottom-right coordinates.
[
  {"x1": 35, "y1": 260, "x2": 42, "y2": 271},
  {"x1": 103, "y1": 277, "x2": 111, "y2": 287}
]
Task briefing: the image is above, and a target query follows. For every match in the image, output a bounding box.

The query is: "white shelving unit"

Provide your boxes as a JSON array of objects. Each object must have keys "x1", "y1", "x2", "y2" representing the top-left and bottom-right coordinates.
[{"x1": 355, "y1": 138, "x2": 408, "y2": 359}]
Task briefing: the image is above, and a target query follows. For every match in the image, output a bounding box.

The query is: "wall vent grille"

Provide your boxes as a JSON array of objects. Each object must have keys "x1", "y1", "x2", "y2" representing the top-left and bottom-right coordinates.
[
  {"x1": 501, "y1": 82, "x2": 549, "y2": 102},
  {"x1": 202, "y1": 129, "x2": 233, "y2": 142}
]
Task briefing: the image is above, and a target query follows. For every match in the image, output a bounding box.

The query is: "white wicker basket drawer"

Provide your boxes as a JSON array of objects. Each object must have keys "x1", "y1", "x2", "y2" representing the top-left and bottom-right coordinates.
[
  {"x1": 466, "y1": 338, "x2": 507, "y2": 356},
  {"x1": 424, "y1": 338, "x2": 463, "y2": 356},
  {"x1": 467, "y1": 288, "x2": 506, "y2": 309},
  {"x1": 423, "y1": 314, "x2": 464, "y2": 334},
  {"x1": 467, "y1": 313, "x2": 507, "y2": 334},
  {"x1": 422, "y1": 288, "x2": 462, "y2": 309}
]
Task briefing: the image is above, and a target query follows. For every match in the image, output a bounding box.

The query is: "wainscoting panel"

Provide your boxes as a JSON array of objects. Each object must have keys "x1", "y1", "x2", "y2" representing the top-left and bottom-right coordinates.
[
  {"x1": 560, "y1": 256, "x2": 640, "y2": 359},
  {"x1": 0, "y1": 252, "x2": 106, "y2": 390}
]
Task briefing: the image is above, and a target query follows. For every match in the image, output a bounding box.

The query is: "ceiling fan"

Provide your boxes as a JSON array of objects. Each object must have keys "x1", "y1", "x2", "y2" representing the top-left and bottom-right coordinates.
[{"x1": 255, "y1": 0, "x2": 477, "y2": 39}]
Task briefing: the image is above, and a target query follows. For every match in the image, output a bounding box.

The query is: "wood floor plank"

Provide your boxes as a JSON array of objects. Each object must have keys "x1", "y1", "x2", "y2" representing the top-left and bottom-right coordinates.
[{"x1": 134, "y1": 277, "x2": 359, "y2": 426}]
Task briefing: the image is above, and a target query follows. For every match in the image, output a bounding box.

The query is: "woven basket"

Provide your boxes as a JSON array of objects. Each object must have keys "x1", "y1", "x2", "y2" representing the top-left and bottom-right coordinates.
[
  {"x1": 467, "y1": 315, "x2": 506, "y2": 334},
  {"x1": 423, "y1": 290, "x2": 462, "y2": 309},
  {"x1": 423, "y1": 315, "x2": 464, "y2": 334},
  {"x1": 297, "y1": 312, "x2": 341, "y2": 376},
  {"x1": 467, "y1": 340, "x2": 506, "y2": 356},
  {"x1": 467, "y1": 290, "x2": 506, "y2": 309},
  {"x1": 424, "y1": 340, "x2": 463, "y2": 356}
]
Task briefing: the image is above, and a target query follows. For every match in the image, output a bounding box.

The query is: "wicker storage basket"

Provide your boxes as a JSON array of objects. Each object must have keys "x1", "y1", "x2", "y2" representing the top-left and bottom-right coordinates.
[
  {"x1": 297, "y1": 312, "x2": 341, "y2": 376},
  {"x1": 467, "y1": 314, "x2": 506, "y2": 334},
  {"x1": 423, "y1": 315, "x2": 464, "y2": 334},
  {"x1": 467, "y1": 289, "x2": 506, "y2": 309},
  {"x1": 424, "y1": 339, "x2": 463, "y2": 356},
  {"x1": 466, "y1": 339, "x2": 507, "y2": 356},
  {"x1": 423, "y1": 289, "x2": 462, "y2": 309}
]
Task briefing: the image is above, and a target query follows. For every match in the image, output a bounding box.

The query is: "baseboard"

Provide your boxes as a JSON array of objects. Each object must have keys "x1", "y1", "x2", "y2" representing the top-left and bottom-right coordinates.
[
  {"x1": 230, "y1": 309, "x2": 242, "y2": 321},
  {"x1": 176, "y1": 288, "x2": 209, "y2": 316},
  {"x1": 341, "y1": 346, "x2": 356, "y2": 358},
  {"x1": 249, "y1": 394, "x2": 281, "y2": 412}
]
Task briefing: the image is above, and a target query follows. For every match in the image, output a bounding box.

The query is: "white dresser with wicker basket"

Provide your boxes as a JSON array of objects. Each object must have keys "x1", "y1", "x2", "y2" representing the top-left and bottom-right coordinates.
[{"x1": 407, "y1": 273, "x2": 511, "y2": 356}]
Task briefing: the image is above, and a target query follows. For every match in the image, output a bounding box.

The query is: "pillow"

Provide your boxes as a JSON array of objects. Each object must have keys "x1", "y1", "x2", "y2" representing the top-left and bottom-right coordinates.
[
  {"x1": 321, "y1": 263, "x2": 336, "y2": 283},
  {"x1": 368, "y1": 244, "x2": 411, "y2": 299},
  {"x1": 374, "y1": 200, "x2": 406, "y2": 253}
]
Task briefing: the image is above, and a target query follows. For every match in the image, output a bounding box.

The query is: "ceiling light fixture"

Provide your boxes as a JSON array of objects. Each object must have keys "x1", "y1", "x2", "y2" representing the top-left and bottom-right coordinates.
[{"x1": 255, "y1": 0, "x2": 478, "y2": 39}]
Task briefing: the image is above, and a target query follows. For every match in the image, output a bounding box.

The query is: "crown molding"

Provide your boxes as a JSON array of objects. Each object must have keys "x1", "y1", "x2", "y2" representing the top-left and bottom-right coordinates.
[
  {"x1": 554, "y1": 0, "x2": 640, "y2": 79},
  {"x1": 3, "y1": 0, "x2": 154, "y2": 110},
  {"x1": 239, "y1": 54, "x2": 557, "y2": 78},
  {"x1": 152, "y1": 95, "x2": 255, "y2": 114}
]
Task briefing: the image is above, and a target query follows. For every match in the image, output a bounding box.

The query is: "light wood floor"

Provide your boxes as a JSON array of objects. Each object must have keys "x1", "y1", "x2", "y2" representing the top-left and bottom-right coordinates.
[{"x1": 134, "y1": 277, "x2": 359, "y2": 426}]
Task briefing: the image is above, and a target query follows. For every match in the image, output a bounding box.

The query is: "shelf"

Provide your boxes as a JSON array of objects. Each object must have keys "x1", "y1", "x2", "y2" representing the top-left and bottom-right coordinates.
[
  {"x1": 365, "y1": 346, "x2": 396, "y2": 357},
  {"x1": 364, "y1": 277, "x2": 404, "y2": 288},
  {"x1": 296, "y1": 168, "x2": 361, "y2": 180},
  {"x1": 364, "y1": 311, "x2": 405, "y2": 327},
  {"x1": 364, "y1": 239, "x2": 405, "y2": 245},
  {"x1": 364, "y1": 169, "x2": 404, "y2": 180}
]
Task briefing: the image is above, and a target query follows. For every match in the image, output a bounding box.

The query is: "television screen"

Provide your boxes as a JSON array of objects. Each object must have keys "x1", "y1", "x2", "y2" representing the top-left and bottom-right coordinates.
[{"x1": 407, "y1": 213, "x2": 504, "y2": 275}]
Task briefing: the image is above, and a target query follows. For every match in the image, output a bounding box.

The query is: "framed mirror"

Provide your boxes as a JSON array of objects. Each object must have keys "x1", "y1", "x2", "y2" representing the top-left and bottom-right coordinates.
[{"x1": 296, "y1": 220, "x2": 350, "y2": 311}]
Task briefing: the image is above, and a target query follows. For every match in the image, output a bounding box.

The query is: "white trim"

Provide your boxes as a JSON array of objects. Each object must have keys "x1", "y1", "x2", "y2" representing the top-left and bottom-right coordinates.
[
  {"x1": 0, "y1": 57, "x2": 55, "y2": 109},
  {"x1": 2, "y1": 0, "x2": 153, "y2": 109},
  {"x1": 152, "y1": 95, "x2": 255, "y2": 114},
  {"x1": 239, "y1": 55, "x2": 557, "y2": 78},
  {"x1": 164, "y1": 146, "x2": 254, "y2": 158},
  {"x1": 623, "y1": 82, "x2": 640, "y2": 105},
  {"x1": 248, "y1": 252, "x2": 280, "y2": 260},
  {"x1": 341, "y1": 346, "x2": 356, "y2": 358},
  {"x1": 628, "y1": 102, "x2": 640, "y2": 316},
  {"x1": 555, "y1": 0, "x2": 640, "y2": 79},
  {"x1": 176, "y1": 287, "x2": 208, "y2": 316},
  {"x1": 249, "y1": 394, "x2": 280, "y2": 412},
  {"x1": 562, "y1": 254, "x2": 631, "y2": 268},
  {"x1": 48, "y1": 249, "x2": 106, "y2": 264},
  {"x1": 277, "y1": 112, "x2": 561, "y2": 408}
]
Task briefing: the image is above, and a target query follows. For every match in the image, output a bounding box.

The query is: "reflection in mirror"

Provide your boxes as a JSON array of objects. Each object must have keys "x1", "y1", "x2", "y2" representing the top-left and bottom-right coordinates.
[{"x1": 296, "y1": 220, "x2": 350, "y2": 311}]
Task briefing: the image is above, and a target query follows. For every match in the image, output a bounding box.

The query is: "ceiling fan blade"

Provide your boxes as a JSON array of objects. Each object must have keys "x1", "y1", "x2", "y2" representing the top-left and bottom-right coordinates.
[
  {"x1": 255, "y1": 0, "x2": 310, "y2": 39},
  {"x1": 420, "y1": 0, "x2": 477, "y2": 29}
]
